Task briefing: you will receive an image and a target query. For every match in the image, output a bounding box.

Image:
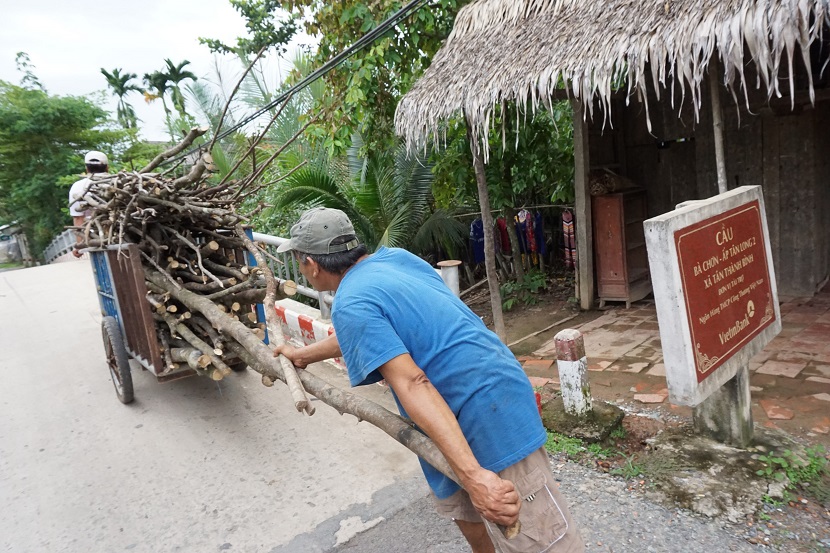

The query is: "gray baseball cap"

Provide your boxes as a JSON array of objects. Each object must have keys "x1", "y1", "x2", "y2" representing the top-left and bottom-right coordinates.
[{"x1": 276, "y1": 207, "x2": 360, "y2": 254}]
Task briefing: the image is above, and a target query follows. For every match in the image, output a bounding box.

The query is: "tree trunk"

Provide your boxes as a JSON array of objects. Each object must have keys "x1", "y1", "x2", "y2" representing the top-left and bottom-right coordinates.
[
  {"x1": 465, "y1": 115, "x2": 506, "y2": 342},
  {"x1": 709, "y1": 61, "x2": 728, "y2": 195},
  {"x1": 500, "y1": 108, "x2": 523, "y2": 281}
]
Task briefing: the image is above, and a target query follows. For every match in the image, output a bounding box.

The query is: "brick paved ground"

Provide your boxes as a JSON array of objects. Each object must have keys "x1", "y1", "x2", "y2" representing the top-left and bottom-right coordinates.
[{"x1": 524, "y1": 282, "x2": 830, "y2": 444}]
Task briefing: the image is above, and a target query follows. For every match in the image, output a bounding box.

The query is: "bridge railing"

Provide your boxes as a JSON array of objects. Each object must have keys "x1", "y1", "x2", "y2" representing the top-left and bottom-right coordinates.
[
  {"x1": 251, "y1": 232, "x2": 334, "y2": 319},
  {"x1": 42, "y1": 230, "x2": 78, "y2": 264}
]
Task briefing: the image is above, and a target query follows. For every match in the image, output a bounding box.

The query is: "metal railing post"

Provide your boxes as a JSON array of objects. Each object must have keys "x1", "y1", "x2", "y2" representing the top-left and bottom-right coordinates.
[{"x1": 318, "y1": 292, "x2": 332, "y2": 320}]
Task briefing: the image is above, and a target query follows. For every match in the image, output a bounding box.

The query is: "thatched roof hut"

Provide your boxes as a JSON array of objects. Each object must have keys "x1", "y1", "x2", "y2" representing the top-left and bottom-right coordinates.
[
  {"x1": 396, "y1": 0, "x2": 830, "y2": 153},
  {"x1": 396, "y1": 0, "x2": 830, "y2": 309}
]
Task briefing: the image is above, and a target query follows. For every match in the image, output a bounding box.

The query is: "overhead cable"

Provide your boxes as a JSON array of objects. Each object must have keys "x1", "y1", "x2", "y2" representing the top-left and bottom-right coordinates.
[{"x1": 161, "y1": 0, "x2": 430, "y2": 168}]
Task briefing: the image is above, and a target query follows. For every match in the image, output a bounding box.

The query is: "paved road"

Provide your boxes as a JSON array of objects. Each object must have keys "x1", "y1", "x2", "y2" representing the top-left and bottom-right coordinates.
[
  {"x1": 0, "y1": 260, "x2": 426, "y2": 553},
  {"x1": 0, "y1": 261, "x2": 773, "y2": 553}
]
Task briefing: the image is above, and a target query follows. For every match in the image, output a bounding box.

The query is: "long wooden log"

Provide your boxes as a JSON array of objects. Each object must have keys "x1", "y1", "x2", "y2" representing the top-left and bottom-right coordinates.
[
  {"x1": 146, "y1": 269, "x2": 311, "y2": 411},
  {"x1": 237, "y1": 226, "x2": 313, "y2": 415},
  {"x1": 146, "y1": 269, "x2": 463, "y2": 489},
  {"x1": 221, "y1": 340, "x2": 458, "y2": 482}
]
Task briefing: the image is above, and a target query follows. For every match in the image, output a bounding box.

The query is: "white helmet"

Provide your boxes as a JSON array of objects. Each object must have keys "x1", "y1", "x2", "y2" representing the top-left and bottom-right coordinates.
[{"x1": 84, "y1": 151, "x2": 108, "y2": 165}]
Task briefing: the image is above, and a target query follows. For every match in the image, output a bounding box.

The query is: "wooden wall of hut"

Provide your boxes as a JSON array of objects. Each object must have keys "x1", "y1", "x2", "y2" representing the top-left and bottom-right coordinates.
[{"x1": 587, "y1": 63, "x2": 830, "y2": 298}]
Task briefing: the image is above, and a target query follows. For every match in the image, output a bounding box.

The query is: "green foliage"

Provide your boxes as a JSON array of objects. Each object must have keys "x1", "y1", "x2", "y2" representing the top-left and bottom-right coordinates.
[
  {"x1": 264, "y1": 132, "x2": 467, "y2": 258},
  {"x1": 272, "y1": 0, "x2": 470, "y2": 154},
  {"x1": 140, "y1": 61, "x2": 198, "y2": 139},
  {"x1": 0, "y1": 80, "x2": 124, "y2": 255},
  {"x1": 211, "y1": 2, "x2": 576, "y2": 230},
  {"x1": 15, "y1": 52, "x2": 45, "y2": 91},
  {"x1": 485, "y1": 103, "x2": 575, "y2": 207},
  {"x1": 544, "y1": 430, "x2": 621, "y2": 463},
  {"x1": 500, "y1": 269, "x2": 547, "y2": 311},
  {"x1": 544, "y1": 431, "x2": 585, "y2": 457},
  {"x1": 762, "y1": 494, "x2": 784, "y2": 506},
  {"x1": 143, "y1": 71, "x2": 172, "y2": 116},
  {"x1": 756, "y1": 446, "x2": 829, "y2": 487},
  {"x1": 586, "y1": 442, "x2": 617, "y2": 459},
  {"x1": 200, "y1": 0, "x2": 299, "y2": 56},
  {"x1": 116, "y1": 133, "x2": 166, "y2": 172},
  {"x1": 610, "y1": 426, "x2": 628, "y2": 439},
  {"x1": 431, "y1": 102, "x2": 575, "y2": 215},
  {"x1": 611, "y1": 454, "x2": 645, "y2": 479}
]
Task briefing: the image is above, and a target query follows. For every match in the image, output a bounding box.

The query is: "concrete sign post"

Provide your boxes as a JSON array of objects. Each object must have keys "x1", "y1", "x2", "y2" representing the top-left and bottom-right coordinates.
[{"x1": 644, "y1": 186, "x2": 782, "y2": 446}]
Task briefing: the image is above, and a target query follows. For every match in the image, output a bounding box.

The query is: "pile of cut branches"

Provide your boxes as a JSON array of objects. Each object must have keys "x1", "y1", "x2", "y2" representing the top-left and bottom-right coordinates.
[
  {"x1": 74, "y1": 126, "x2": 291, "y2": 376},
  {"x1": 72, "y1": 118, "x2": 462, "y2": 490}
]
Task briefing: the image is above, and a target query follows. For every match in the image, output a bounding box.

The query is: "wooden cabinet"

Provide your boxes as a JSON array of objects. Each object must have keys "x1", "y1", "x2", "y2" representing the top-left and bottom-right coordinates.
[{"x1": 592, "y1": 189, "x2": 652, "y2": 308}]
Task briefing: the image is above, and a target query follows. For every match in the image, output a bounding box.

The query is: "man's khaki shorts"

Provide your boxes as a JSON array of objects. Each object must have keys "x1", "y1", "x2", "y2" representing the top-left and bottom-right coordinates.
[{"x1": 433, "y1": 447, "x2": 584, "y2": 553}]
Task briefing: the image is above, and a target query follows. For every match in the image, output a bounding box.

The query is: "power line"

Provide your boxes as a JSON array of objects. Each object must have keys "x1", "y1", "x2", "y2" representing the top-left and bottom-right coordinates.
[{"x1": 162, "y1": 0, "x2": 430, "y2": 168}]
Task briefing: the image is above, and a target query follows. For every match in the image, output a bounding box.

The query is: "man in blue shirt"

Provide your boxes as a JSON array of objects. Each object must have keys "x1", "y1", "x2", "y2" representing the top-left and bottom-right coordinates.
[{"x1": 274, "y1": 208, "x2": 583, "y2": 553}]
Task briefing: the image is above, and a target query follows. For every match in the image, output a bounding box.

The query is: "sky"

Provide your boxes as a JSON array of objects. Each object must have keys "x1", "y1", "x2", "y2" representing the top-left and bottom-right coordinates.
[{"x1": 0, "y1": 0, "x2": 311, "y2": 141}]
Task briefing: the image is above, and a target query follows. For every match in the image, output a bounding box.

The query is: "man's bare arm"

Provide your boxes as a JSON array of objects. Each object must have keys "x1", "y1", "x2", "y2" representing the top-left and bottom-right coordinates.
[
  {"x1": 273, "y1": 333, "x2": 341, "y2": 369},
  {"x1": 378, "y1": 353, "x2": 520, "y2": 526}
]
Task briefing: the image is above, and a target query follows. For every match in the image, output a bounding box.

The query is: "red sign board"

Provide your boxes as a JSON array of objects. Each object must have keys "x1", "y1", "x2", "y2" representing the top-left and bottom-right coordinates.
[{"x1": 674, "y1": 200, "x2": 776, "y2": 382}]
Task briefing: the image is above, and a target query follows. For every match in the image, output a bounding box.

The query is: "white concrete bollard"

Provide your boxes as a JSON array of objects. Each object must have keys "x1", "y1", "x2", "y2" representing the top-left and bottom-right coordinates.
[
  {"x1": 436, "y1": 260, "x2": 462, "y2": 297},
  {"x1": 554, "y1": 329, "x2": 593, "y2": 417}
]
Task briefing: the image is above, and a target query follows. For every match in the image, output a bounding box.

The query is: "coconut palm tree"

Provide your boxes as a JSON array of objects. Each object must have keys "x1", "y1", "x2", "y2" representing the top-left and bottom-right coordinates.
[
  {"x1": 163, "y1": 59, "x2": 198, "y2": 117},
  {"x1": 142, "y1": 70, "x2": 172, "y2": 116},
  {"x1": 100, "y1": 68, "x2": 142, "y2": 129}
]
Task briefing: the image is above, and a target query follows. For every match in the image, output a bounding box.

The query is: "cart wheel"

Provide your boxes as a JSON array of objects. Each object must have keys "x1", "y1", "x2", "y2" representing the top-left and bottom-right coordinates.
[
  {"x1": 228, "y1": 361, "x2": 247, "y2": 372},
  {"x1": 102, "y1": 316, "x2": 134, "y2": 404}
]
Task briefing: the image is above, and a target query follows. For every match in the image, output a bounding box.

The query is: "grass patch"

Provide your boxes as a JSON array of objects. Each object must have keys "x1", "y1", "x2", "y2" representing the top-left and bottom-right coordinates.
[
  {"x1": 756, "y1": 445, "x2": 830, "y2": 503},
  {"x1": 544, "y1": 430, "x2": 622, "y2": 463},
  {"x1": 611, "y1": 454, "x2": 644, "y2": 479},
  {"x1": 0, "y1": 261, "x2": 22, "y2": 269},
  {"x1": 609, "y1": 426, "x2": 627, "y2": 440},
  {"x1": 545, "y1": 431, "x2": 585, "y2": 456}
]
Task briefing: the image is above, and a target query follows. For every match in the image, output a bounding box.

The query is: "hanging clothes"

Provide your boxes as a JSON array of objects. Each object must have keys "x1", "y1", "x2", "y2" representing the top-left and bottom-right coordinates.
[
  {"x1": 516, "y1": 208, "x2": 538, "y2": 267},
  {"x1": 496, "y1": 217, "x2": 511, "y2": 254},
  {"x1": 514, "y1": 209, "x2": 531, "y2": 254},
  {"x1": 562, "y1": 210, "x2": 576, "y2": 269},
  {"x1": 534, "y1": 211, "x2": 547, "y2": 257},
  {"x1": 470, "y1": 218, "x2": 485, "y2": 264}
]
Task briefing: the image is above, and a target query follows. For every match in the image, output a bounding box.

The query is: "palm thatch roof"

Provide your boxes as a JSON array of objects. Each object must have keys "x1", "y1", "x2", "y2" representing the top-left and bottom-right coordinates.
[{"x1": 395, "y1": 0, "x2": 830, "y2": 154}]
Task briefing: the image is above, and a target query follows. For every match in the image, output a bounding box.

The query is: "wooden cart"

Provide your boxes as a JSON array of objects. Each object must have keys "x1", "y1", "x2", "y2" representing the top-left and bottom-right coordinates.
[{"x1": 89, "y1": 242, "x2": 262, "y2": 403}]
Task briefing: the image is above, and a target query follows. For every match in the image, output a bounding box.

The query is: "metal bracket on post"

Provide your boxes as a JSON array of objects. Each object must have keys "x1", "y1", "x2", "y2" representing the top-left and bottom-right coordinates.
[{"x1": 318, "y1": 291, "x2": 333, "y2": 321}]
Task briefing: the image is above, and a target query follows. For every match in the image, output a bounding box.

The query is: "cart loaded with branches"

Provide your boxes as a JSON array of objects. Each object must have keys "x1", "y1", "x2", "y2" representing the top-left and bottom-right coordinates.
[{"x1": 72, "y1": 114, "x2": 529, "y2": 534}]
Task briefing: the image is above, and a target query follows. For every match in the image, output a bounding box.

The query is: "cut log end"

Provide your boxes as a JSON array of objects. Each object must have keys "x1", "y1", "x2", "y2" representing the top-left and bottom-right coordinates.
[
  {"x1": 210, "y1": 370, "x2": 225, "y2": 381},
  {"x1": 280, "y1": 280, "x2": 298, "y2": 297}
]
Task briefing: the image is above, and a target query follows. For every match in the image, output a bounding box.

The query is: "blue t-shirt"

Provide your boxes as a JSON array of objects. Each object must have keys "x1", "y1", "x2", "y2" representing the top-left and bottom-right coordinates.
[{"x1": 332, "y1": 247, "x2": 546, "y2": 499}]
